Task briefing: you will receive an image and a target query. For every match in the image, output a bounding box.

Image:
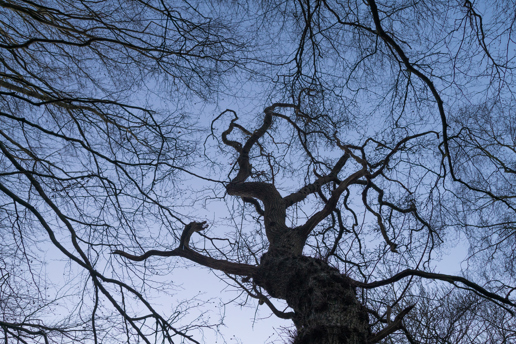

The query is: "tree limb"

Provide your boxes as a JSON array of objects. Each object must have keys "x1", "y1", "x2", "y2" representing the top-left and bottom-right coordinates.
[
  {"x1": 356, "y1": 269, "x2": 515, "y2": 311},
  {"x1": 113, "y1": 248, "x2": 257, "y2": 276},
  {"x1": 299, "y1": 168, "x2": 367, "y2": 237},
  {"x1": 242, "y1": 197, "x2": 265, "y2": 216},
  {"x1": 368, "y1": 304, "x2": 415, "y2": 343},
  {"x1": 284, "y1": 153, "x2": 350, "y2": 207},
  {"x1": 113, "y1": 222, "x2": 257, "y2": 276}
]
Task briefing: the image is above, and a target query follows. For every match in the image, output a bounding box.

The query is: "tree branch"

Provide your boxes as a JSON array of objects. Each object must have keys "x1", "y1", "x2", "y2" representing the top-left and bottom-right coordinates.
[
  {"x1": 369, "y1": 304, "x2": 415, "y2": 343},
  {"x1": 284, "y1": 153, "x2": 350, "y2": 207},
  {"x1": 113, "y1": 223, "x2": 257, "y2": 276},
  {"x1": 362, "y1": 184, "x2": 398, "y2": 252},
  {"x1": 242, "y1": 197, "x2": 265, "y2": 216},
  {"x1": 224, "y1": 103, "x2": 298, "y2": 184},
  {"x1": 356, "y1": 269, "x2": 515, "y2": 312},
  {"x1": 299, "y1": 168, "x2": 367, "y2": 237},
  {"x1": 113, "y1": 248, "x2": 257, "y2": 276}
]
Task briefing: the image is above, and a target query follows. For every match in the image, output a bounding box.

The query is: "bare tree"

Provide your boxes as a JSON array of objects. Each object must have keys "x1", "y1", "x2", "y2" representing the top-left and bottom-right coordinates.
[
  {"x1": 2, "y1": 0, "x2": 516, "y2": 343},
  {"x1": 0, "y1": 0, "x2": 245, "y2": 342}
]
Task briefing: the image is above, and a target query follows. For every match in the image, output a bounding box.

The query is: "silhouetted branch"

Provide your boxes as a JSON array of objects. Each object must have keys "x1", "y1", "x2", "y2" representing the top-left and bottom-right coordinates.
[{"x1": 356, "y1": 269, "x2": 515, "y2": 312}]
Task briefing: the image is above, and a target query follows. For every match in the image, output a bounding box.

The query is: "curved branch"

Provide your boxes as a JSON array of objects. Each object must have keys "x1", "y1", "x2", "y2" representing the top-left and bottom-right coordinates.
[
  {"x1": 284, "y1": 153, "x2": 350, "y2": 207},
  {"x1": 219, "y1": 110, "x2": 243, "y2": 153},
  {"x1": 242, "y1": 197, "x2": 265, "y2": 216},
  {"x1": 113, "y1": 248, "x2": 257, "y2": 277},
  {"x1": 299, "y1": 168, "x2": 367, "y2": 237},
  {"x1": 255, "y1": 290, "x2": 295, "y2": 320},
  {"x1": 228, "y1": 275, "x2": 294, "y2": 320},
  {"x1": 366, "y1": 0, "x2": 514, "y2": 211},
  {"x1": 222, "y1": 104, "x2": 301, "y2": 247},
  {"x1": 369, "y1": 304, "x2": 415, "y2": 343},
  {"x1": 355, "y1": 269, "x2": 515, "y2": 312},
  {"x1": 225, "y1": 103, "x2": 298, "y2": 184},
  {"x1": 179, "y1": 221, "x2": 208, "y2": 249},
  {"x1": 362, "y1": 184, "x2": 398, "y2": 252}
]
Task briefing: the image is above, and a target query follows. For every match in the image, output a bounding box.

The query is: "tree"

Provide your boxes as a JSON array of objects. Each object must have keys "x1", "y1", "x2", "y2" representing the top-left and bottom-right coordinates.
[
  {"x1": 0, "y1": 1, "x2": 242, "y2": 342},
  {"x1": 1, "y1": 0, "x2": 515, "y2": 343}
]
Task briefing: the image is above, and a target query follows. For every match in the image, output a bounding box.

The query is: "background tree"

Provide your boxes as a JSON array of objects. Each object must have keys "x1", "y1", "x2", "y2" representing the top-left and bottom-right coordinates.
[
  {"x1": 0, "y1": 0, "x2": 245, "y2": 342},
  {"x1": 1, "y1": 0, "x2": 516, "y2": 343}
]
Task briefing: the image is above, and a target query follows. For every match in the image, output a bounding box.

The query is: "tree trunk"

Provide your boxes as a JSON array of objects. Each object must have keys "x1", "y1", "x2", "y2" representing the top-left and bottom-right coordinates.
[
  {"x1": 222, "y1": 105, "x2": 372, "y2": 343},
  {"x1": 255, "y1": 250, "x2": 371, "y2": 344}
]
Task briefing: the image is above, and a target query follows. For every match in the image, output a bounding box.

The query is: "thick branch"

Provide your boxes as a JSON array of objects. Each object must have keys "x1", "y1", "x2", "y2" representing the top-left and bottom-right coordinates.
[
  {"x1": 226, "y1": 181, "x2": 282, "y2": 203},
  {"x1": 242, "y1": 197, "x2": 265, "y2": 216},
  {"x1": 220, "y1": 104, "x2": 302, "y2": 247},
  {"x1": 356, "y1": 269, "x2": 515, "y2": 311},
  {"x1": 113, "y1": 222, "x2": 257, "y2": 276},
  {"x1": 284, "y1": 153, "x2": 350, "y2": 207},
  {"x1": 227, "y1": 181, "x2": 287, "y2": 244},
  {"x1": 179, "y1": 221, "x2": 208, "y2": 249},
  {"x1": 223, "y1": 103, "x2": 298, "y2": 184},
  {"x1": 113, "y1": 248, "x2": 257, "y2": 276},
  {"x1": 299, "y1": 168, "x2": 367, "y2": 237}
]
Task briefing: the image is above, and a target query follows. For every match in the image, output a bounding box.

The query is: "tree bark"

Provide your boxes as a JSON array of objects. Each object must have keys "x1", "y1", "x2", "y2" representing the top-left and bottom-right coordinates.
[
  {"x1": 220, "y1": 105, "x2": 372, "y2": 343},
  {"x1": 255, "y1": 250, "x2": 371, "y2": 344}
]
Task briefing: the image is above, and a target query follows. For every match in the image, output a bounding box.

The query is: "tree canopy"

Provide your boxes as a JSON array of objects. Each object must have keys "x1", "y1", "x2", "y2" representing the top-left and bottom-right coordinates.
[{"x1": 1, "y1": 0, "x2": 515, "y2": 343}]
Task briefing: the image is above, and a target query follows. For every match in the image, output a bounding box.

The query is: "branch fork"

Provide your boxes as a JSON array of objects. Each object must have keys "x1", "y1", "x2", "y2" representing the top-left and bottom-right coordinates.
[{"x1": 112, "y1": 222, "x2": 257, "y2": 276}]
